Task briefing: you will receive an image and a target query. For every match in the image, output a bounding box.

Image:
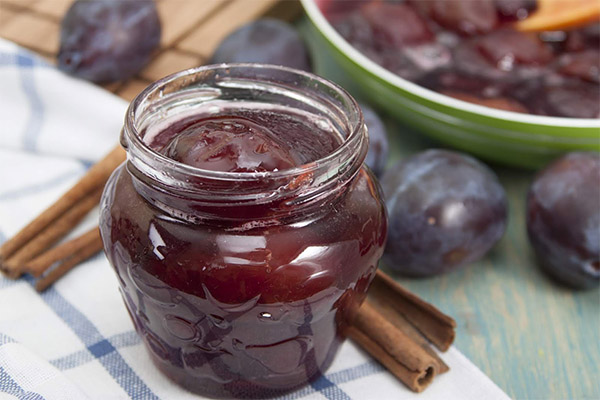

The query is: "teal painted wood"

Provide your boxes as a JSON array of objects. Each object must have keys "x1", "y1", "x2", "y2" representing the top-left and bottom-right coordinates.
[
  {"x1": 387, "y1": 129, "x2": 600, "y2": 400},
  {"x1": 299, "y1": 18, "x2": 600, "y2": 400}
]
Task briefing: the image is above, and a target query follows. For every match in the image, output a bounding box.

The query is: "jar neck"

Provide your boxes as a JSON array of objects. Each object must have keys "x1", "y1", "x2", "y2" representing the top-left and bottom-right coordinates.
[{"x1": 122, "y1": 64, "x2": 367, "y2": 224}]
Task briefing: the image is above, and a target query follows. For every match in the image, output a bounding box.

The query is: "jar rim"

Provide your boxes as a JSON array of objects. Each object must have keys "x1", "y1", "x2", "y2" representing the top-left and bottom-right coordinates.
[{"x1": 124, "y1": 63, "x2": 366, "y2": 183}]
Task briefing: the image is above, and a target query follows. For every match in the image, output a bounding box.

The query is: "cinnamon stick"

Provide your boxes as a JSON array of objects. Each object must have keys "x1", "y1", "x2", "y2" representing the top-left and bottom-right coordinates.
[
  {"x1": 1, "y1": 186, "x2": 104, "y2": 278},
  {"x1": 368, "y1": 296, "x2": 450, "y2": 373},
  {"x1": 348, "y1": 301, "x2": 438, "y2": 392},
  {"x1": 35, "y1": 228, "x2": 104, "y2": 292},
  {"x1": 370, "y1": 270, "x2": 456, "y2": 351},
  {"x1": 0, "y1": 146, "x2": 124, "y2": 266},
  {"x1": 24, "y1": 227, "x2": 102, "y2": 278}
]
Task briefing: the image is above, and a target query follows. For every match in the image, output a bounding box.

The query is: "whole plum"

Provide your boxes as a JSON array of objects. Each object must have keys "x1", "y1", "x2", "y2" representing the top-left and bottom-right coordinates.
[
  {"x1": 526, "y1": 152, "x2": 600, "y2": 289},
  {"x1": 58, "y1": 0, "x2": 161, "y2": 83},
  {"x1": 381, "y1": 150, "x2": 507, "y2": 276},
  {"x1": 210, "y1": 19, "x2": 311, "y2": 71},
  {"x1": 361, "y1": 103, "x2": 389, "y2": 177}
]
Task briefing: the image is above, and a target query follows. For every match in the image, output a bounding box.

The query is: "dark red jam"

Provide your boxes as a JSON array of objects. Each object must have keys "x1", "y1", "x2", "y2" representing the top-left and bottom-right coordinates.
[
  {"x1": 100, "y1": 97, "x2": 387, "y2": 397},
  {"x1": 150, "y1": 111, "x2": 341, "y2": 172},
  {"x1": 323, "y1": 0, "x2": 600, "y2": 118}
]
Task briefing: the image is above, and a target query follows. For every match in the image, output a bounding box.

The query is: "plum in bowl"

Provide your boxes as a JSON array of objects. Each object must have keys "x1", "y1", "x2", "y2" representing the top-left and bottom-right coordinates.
[{"x1": 301, "y1": 0, "x2": 600, "y2": 168}]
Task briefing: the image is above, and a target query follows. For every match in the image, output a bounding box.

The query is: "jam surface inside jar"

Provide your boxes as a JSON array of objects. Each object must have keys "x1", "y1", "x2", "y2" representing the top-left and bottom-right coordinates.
[
  {"x1": 151, "y1": 111, "x2": 341, "y2": 172},
  {"x1": 100, "y1": 65, "x2": 387, "y2": 398}
]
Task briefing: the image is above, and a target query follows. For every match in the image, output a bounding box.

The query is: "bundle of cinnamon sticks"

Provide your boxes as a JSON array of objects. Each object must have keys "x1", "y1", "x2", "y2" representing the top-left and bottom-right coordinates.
[
  {"x1": 0, "y1": 146, "x2": 126, "y2": 290},
  {"x1": 351, "y1": 270, "x2": 456, "y2": 392},
  {"x1": 0, "y1": 145, "x2": 456, "y2": 392}
]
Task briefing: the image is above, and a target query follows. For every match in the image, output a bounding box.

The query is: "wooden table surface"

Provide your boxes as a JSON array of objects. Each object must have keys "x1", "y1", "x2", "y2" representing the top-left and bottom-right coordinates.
[{"x1": 1, "y1": 1, "x2": 598, "y2": 399}]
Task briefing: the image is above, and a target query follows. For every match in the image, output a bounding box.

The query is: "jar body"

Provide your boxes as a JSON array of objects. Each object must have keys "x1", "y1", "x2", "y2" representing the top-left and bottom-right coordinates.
[
  {"x1": 100, "y1": 163, "x2": 386, "y2": 397},
  {"x1": 99, "y1": 64, "x2": 387, "y2": 397}
]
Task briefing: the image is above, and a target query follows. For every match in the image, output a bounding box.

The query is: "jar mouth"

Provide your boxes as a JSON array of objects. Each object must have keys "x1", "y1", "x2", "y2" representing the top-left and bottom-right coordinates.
[{"x1": 124, "y1": 63, "x2": 366, "y2": 183}]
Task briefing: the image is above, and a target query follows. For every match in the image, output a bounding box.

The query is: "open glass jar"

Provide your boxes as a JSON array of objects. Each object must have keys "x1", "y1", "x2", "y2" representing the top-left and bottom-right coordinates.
[{"x1": 99, "y1": 64, "x2": 387, "y2": 398}]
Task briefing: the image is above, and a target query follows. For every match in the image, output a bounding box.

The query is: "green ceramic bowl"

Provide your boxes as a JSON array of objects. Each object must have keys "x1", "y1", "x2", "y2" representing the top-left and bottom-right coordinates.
[{"x1": 301, "y1": 0, "x2": 600, "y2": 168}]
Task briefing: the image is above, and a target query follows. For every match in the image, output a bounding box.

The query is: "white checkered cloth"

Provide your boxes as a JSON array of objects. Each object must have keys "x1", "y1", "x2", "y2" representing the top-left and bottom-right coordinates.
[{"x1": 0, "y1": 38, "x2": 510, "y2": 400}]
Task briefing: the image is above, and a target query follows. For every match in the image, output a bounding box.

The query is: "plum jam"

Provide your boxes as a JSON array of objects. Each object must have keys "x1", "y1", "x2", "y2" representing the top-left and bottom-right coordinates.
[{"x1": 99, "y1": 65, "x2": 387, "y2": 398}]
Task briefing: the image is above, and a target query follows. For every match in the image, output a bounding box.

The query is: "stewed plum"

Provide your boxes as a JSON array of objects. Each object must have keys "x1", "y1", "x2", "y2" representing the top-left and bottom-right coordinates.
[
  {"x1": 494, "y1": 0, "x2": 537, "y2": 21},
  {"x1": 410, "y1": 0, "x2": 498, "y2": 36},
  {"x1": 361, "y1": 103, "x2": 389, "y2": 176},
  {"x1": 539, "y1": 80, "x2": 600, "y2": 118},
  {"x1": 441, "y1": 91, "x2": 528, "y2": 113},
  {"x1": 324, "y1": 0, "x2": 600, "y2": 118},
  {"x1": 557, "y1": 50, "x2": 600, "y2": 83},
  {"x1": 58, "y1": 0, "x2": 161, "y2": 83},
  {"x1": 210, "y1": 19, "x2": 311, "y2": 71},
  {"x1": 453, "y1": 29, "x2": 552, "y2": 82},
  {"x1": 360, "y1": 3, "x2": 433, "y2": 48},
  {"x1": 381, "y1": 150, "x2": 507, "y2": 276},
  {"x1": 526, "y1": 152, "x2": 600, "y2": 289}
]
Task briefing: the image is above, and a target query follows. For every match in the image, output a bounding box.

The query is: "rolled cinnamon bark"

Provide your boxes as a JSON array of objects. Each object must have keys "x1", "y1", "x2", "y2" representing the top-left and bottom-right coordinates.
[
  {"x1": 24, "y1": 227, "x2": 102, "y2": 278},
  {"x1": 35, "y1": 228, "x2": 104, "y2": 292},
  {"x1": 370, "y1": 270, "x2": 456, "y2": 351},
  {"x1": 348, "y1": 301, "x2": 438, "y2": 392},
  {"x1": 0, "y1": 146, "x2": 124, "y2": 272},
  {"x1": 1, "y1": 186, "x2": 104, "y2": 278},
  {"x1": 368, "y1": 294, "x2": 450, "y2": 373}
]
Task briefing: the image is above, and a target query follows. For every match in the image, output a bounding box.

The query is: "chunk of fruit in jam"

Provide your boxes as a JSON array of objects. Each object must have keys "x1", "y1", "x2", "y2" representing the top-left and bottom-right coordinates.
[
  {"x1": 149, "y1": 110, "x2": 342, "y2": 172},
  {"x1": 162, "y1": 116, "x2": 297, "y2": 173}
]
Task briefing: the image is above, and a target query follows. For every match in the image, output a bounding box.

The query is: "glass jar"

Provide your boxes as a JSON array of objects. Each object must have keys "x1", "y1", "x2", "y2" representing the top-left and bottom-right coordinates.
[{"x1": 99, "y1": 64, "x2": 387, "y2": 398}]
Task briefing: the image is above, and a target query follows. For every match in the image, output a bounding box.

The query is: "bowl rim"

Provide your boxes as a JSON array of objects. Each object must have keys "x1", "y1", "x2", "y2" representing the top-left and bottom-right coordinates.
[{"x1": 301, "y1": 0, "x2": 600, "y2": 128}]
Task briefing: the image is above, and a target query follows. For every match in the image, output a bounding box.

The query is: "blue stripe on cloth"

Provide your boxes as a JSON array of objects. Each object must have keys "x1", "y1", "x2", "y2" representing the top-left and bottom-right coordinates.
[
  {"x1": 0, "y1": 52, "x2": 50, "y2": 68},
  {"x1": 0, "y1": 274, "x2": 33, "y2": 290},
  {"x1": 0, "y1": 366, "x2": 45, "y2": 400},
  {"x1": 50, "y1": 347, "x2": 95, "y2": 371},
  {"x1": 79, "y1": 159, "x2": 94, "y2": 169},
  {"x1": 0, "y1": 168, "x2": 83, "y2": 202},
  {"x1": 18, "y1": 50, "x2": 45, "y2": 152},
  {"x1": 277, "y1": 361, "x2": 386, "y2": 400},
  {"x1": 88, "y1": 339, "x2": 116, "y2": 358},
  {"x1": 39, "y1": 289, "x2": 159, "y2": 400},
  {"x1": 51, "y1": 331, "x2": 141, "y2": 371},
  {"x1": 311, "y1": 375, "x2": 352, "y2": 400},
  {"x1": 0, "y1": 333, "x2": 15, "y2": 346},
  {"x1": 327, "y1": 361, "x2": 385, "y2": 385},
  {"x1": 0, "y1": 227, "x2": 5, "y2": 245}
]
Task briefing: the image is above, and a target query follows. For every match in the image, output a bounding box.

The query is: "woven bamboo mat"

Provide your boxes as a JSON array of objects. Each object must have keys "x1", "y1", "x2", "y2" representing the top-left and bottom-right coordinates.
[{"x1": 0, "y1": 0, "x2": 301, "y2": 100}]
